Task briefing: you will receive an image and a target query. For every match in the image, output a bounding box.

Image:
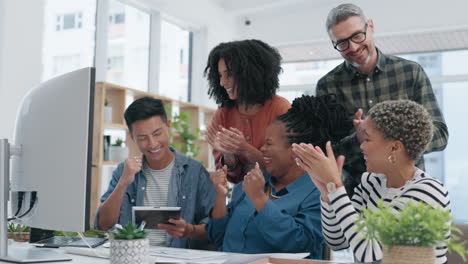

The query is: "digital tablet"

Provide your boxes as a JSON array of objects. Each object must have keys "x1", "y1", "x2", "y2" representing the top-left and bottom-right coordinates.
[{"x1": 132, "y1": 206, "x2": 181, "y2": 229}]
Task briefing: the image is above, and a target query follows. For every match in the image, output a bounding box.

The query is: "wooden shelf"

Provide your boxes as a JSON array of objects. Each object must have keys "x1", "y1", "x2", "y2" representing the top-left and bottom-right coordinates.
[
  {"x1": 102, "y1": 161, "x2": 119, "y2": 166},
  {"x1": 102, "y1": 122, "x2": 127, "y2": 129}
]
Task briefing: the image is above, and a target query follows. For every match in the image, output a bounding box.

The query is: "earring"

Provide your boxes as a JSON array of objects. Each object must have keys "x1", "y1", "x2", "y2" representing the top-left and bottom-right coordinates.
[{"x1": 387, "y1": 154, "x2": 396, "y2": 164}]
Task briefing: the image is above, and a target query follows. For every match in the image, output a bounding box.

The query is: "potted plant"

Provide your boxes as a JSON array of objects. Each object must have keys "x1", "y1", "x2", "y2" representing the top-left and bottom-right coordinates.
[
  {"x1": 109, "y1": 223, "x2": 149, "y2": 264},
  {"x1": 170, "y1": 110, "x2": 200, "y2": 158},
  {"x1": 356, "y1": 200, "x2": 468, "y2": 264},
  {"x1": 104, "y1": 98, "x2": 113, "y2": 122},
  {"x1": 109, "y1": 137, "x2": 129, "y2": 163},
  {"x1": 8, "y1": 223, "x2": 30, "y2": 242}
]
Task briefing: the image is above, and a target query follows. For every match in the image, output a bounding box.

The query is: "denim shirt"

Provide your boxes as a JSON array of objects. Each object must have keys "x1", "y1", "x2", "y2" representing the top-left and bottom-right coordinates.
[
  {"x1": 95, "y1": 147, "x2": 216, "y2": 248},
  {"x1": 206, "y1": 173, "x2": 324, "y2": 259}
]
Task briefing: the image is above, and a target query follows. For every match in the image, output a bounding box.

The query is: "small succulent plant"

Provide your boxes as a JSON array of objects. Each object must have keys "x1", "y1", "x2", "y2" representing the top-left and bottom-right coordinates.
[
  {"x1": 110, "y1": 223, "x2": 148, "y2": 240},
  {"x1": 8, "y1": 223, "x2": 30, "y2": 233}
]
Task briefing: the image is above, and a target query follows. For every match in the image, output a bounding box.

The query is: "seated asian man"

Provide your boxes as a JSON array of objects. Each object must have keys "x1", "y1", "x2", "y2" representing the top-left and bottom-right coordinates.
[{"x1": 95, "y1": 96, "x2": 216, "y2": 248}]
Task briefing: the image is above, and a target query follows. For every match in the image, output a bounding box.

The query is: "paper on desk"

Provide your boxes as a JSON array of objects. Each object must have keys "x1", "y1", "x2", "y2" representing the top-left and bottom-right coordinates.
[
  {"x1": 222, "y1": 252, "x2": 309, "y2": 264},
  {"x1": 149, "y1": 246, "x2": 229, "y2": 260},
  {"x1": 149, "y1": 248, "x2": 308, "y2": 264}
]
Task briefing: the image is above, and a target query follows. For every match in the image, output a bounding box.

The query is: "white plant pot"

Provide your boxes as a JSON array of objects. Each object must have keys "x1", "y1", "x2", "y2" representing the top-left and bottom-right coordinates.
[
  {"x1": 110, "y1": 238, "x2": 149, "y2": 264},
  {"x1": 104, "y1": 106, "x2": 113, "y2": 122},
  {"x1": 109, "y1": 146, "x2": 129, "y2": 163}
]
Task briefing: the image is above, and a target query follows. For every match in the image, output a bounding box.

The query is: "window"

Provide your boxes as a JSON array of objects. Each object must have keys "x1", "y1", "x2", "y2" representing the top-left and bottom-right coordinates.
[
  {"x1": 56, "y1": 12, "x2": 82, "y2": 31},
  {"x1": 439, "y1": 81, "x2": 468, "y2": 222},
  {"x1": 398, "y1": 49, "x2": 468, "y2": 222},
  {"x1": 52, "y1": 55, "x2": 80, "y2": 76},
  {"x1": 105, "y1": 0, "x2": 150, "y2": 91},
  {"x1": 159, "y1": 20, "x2": 190, "y2": 101},
  {"x1": 42, "y1": 0, "x2": 96, "y2": 80},
  {"x1": 278, "y1": 59, "x2": 341, "y2": 102},
  {"x1": 280, "y1": 59, "x2": 341, "y2": 87},
  {"x1": 109, "y1": 12, "x2": 125, "y2": 24},
  {"x1": 107, "y1": 56, "x2": 124, "y2": 70}
]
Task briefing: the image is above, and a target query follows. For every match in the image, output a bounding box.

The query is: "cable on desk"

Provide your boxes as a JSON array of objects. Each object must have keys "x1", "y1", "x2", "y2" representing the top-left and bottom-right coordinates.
[{"x1": 77, "y1": 232, "x2": 109, "y2": 259}]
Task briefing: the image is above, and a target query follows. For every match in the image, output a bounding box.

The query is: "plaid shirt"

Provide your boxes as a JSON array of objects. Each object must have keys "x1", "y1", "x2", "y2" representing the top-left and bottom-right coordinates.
[{"x1": 316, "y1": 48, "x2": 449, "y2": 194}]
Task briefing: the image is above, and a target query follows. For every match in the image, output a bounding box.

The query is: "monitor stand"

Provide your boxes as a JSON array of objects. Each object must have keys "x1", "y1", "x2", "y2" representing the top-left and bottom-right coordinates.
[{"x1": 0, "y1": 139, "x2": 72, "y2": 263}]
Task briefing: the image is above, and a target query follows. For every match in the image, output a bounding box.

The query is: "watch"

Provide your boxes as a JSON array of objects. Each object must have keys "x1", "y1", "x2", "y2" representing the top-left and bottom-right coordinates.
[{"x1": 327, "y1": 182, "x2": 337, "y2": 193}]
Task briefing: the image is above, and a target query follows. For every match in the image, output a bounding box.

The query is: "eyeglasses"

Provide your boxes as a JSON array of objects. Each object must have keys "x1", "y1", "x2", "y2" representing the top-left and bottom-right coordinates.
[{"x1": 332, "y1": 23, "x2": 368, "y2": 52}]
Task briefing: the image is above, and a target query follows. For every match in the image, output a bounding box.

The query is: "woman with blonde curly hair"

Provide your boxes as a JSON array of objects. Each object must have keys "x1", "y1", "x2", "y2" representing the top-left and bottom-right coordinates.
[{"x1": 292, "y1": 99, "x2": 450, "y2": 263}]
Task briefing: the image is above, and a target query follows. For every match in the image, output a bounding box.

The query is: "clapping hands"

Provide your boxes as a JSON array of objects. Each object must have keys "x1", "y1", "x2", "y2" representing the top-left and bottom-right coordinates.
[
  {"x1": 206, "y1": 125, "x2": 248, "y2": 156},
  {"x1": 210, "y1": 165, "x2": 228, "y2": 196},
  {"x1": 242, "y1": 162, "x2": 268, "y2": 211},
  {"x1": 292, "y1": 142, "x2": 345, "y2": 201}
]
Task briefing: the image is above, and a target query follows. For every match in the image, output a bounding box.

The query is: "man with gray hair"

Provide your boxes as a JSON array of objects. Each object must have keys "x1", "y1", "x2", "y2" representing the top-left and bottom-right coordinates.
[{"x1": 316, "y1": 3, "x2": 448, "y2": 196}]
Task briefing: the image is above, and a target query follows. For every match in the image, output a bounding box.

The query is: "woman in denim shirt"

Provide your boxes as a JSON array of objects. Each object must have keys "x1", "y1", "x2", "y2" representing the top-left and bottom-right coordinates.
[{"x1": 206, "y1": 94, "x2": 353, "y2": 259}]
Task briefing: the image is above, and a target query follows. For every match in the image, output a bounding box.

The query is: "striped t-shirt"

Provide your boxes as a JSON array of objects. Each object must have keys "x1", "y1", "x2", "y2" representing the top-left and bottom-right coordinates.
[
  {"x1": 142, "y1": 158, "x2": 175, "y2": 246},
  {"x1": 321, "y1": 169, "x2": 450, "y2": 264}
]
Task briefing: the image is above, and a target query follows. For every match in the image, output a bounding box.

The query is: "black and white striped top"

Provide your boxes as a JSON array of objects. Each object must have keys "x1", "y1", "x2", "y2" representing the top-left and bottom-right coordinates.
[{"x1": 321, "y1": 169, "x2": 450, "y2": 264}]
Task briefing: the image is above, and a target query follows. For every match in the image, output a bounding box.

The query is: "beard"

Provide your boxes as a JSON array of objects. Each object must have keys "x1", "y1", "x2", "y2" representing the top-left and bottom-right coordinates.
[
  {"x1": 346, "y1": 45, "x2": 374, "y2": 68},
  {"x1": 347, "y1": 54, "x2": 371, "y2": 68}
]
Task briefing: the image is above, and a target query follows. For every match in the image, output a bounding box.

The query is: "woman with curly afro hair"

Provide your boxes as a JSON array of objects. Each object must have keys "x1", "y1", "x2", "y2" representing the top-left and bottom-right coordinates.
[{"x1": 204, "y1": 39, "x2": 290, "y2": 184}]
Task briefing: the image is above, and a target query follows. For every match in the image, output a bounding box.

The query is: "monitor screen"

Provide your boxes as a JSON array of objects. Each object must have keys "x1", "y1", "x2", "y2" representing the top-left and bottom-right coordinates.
[{"x1": 10, "y1": 67, "x2": 95, "y2": 233}]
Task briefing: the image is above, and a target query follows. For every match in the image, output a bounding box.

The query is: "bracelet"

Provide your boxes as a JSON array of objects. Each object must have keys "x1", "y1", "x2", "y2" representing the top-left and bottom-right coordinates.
[{"x1": 221, "y1": 154, "x2": 239, "y2": 171}]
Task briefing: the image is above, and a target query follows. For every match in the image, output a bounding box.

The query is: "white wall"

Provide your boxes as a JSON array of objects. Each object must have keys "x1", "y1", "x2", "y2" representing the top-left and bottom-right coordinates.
[
  {"x1": 0, "y1": 0, "x2": 44, "y2": 141},
  {"x1": 238, "y1": 0, "x2": 468, "y2": 45}
]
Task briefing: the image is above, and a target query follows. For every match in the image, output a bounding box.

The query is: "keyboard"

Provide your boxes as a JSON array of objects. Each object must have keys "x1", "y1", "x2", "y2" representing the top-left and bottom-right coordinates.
[{"x1": 33, "y1": 236, "x2": 107, "y2": 248}]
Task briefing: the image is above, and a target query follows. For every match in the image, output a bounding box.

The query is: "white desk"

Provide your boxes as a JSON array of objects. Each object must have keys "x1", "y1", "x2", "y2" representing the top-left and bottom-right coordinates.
[
  {"x1": 0, "y1": 241, "x2": 106, "y2": 263},
  {"x1": 0, "y1": 241, "x2": 313, "y2": 264}
]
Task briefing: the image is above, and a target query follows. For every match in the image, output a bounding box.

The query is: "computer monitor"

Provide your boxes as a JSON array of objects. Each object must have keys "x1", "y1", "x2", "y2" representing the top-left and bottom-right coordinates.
[{"x1": 0, "y1": 67, "x2": 95, "y2": 262}]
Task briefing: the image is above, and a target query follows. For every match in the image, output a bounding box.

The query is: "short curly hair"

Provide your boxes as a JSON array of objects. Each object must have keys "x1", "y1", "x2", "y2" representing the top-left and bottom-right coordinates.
[
  {"x1": 368, "y1": 100, "x2": 433, "y2": 161},
  {"x1": 204, "y1": 39, "x2": 282, "y2": 108}
]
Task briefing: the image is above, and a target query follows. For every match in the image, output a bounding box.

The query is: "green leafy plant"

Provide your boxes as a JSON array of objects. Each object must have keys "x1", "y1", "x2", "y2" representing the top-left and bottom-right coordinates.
[
  {"x1": 105, "y1": 98, "x2": 109, "y2": 106},
  {"x1": 8, "y1": 223, "x2": 30, "y2": 233},
  {"x1": 170, "y1": 110, "x2": 200, "y2": 158},
  {"x1": 356, "y1": 200, "x2": 468, "y2": 261},
  {"x1": 110, "y1": 223, "x2": 148, "y2": 240},
  {"x1": 113, "y1": 137, "x2": 124, "y2": 147}
]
